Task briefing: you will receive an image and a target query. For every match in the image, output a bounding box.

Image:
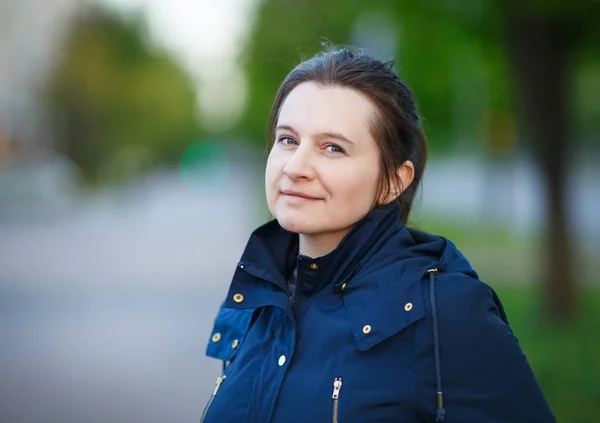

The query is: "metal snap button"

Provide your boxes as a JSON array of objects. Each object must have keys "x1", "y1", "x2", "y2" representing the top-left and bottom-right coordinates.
[
  {"x1": 362, "y1": 325, "x2": 372, "y2": 334},
  {"x1": 211, "y1": 333, "x2": 222, "y2": 343},
  {"x1": 278, "y1": 355, "x2": 286, "y2": 366},
  {"x1": 233, "y1": 293, "x2": 244, "y2": 303},
  {"x1": 231, "y1": 339, "x2": 239, "y2": 349},
  {"x1": 405, "y1": 302, "x2": 413, "y2": 311}
]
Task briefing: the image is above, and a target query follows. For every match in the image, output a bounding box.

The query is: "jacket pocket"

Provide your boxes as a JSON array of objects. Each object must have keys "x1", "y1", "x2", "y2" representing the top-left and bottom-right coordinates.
[
  {"x1": 200, "y1": 374, "x2": 226, "y2": 423},
  {"x1": 331, "y1": 377, "x2": 343, "y2": 423}
]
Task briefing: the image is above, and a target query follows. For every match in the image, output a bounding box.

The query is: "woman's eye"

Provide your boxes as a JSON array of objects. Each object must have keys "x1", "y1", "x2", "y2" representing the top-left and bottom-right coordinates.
[
  {"x1": 278, "y1": 136, "x2": 297, "y2": 146},
  {"x1": 326, "y1": 144, "x2": 345, "y2": 154}
]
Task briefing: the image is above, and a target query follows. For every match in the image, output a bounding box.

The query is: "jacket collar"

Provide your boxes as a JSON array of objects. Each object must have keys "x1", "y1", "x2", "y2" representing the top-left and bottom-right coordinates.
[
  {"x1": 232, "y1": 201, "x2": 403, "y2": 295},
  {"x1": 221, "y1": 202, "x2": 470, "y2": 351}
]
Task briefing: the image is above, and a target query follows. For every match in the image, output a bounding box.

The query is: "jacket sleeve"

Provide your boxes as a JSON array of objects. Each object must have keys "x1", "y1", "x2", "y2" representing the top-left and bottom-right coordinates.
[{"x1": 416, "y1": 276, "x2": 557, "y2": 423}]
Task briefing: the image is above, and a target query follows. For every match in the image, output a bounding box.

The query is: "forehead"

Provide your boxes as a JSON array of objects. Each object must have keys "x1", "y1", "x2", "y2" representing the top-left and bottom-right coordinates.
[{"x1": 277, "y1": 82, "x2": 376, "y2": 141}]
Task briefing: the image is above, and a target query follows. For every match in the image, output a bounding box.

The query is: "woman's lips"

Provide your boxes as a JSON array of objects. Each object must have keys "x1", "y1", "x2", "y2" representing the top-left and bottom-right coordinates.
[{"x1": 281, "y1": 190, "x2": 322, "y2": 200}]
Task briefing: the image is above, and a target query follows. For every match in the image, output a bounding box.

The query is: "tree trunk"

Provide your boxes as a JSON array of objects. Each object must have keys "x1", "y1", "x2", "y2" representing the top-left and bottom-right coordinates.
[{"x1": 506, "y1": 16, "x2": 575, "y2": 323}]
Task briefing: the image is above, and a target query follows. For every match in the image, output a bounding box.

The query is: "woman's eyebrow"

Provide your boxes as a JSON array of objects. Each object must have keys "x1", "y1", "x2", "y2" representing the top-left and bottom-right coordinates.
[
  {"x1": 275, "y1": 124, "x2": 299, "y2": 136},
  {"x1": 315, "y1": 132, "x2": 355, "y2": 146},
  {"x1": 276, "y1": 124, "x2": 355, "y2": 146}
]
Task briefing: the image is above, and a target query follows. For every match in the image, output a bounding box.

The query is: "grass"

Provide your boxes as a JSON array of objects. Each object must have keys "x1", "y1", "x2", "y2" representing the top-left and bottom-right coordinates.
[
  {"x1": 409, "y1": 211, "x2": 598, "y2": 287},
  {"x1": 491, "y1": 285, "x2": 600, "y2": 423}
]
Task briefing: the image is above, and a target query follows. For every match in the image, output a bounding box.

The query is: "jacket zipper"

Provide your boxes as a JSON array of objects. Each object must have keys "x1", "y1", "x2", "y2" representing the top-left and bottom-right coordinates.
[
  {"x1": 331, "y1": 377, "x2": 343, "y2": 423},
  {"x1": 200, "y1": 375, "x2": 226, "y2": 423}
]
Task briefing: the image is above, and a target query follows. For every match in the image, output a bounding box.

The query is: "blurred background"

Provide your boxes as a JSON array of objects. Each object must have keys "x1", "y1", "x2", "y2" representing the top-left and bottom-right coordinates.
[{"x1": 0, "y1": 0, "x2": 598, "y2": 421}]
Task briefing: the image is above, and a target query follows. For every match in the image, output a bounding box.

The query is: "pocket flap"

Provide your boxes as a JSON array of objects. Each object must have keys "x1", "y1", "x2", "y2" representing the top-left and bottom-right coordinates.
[
  {"x1": 206, "y1": 304, "x2": 255, "y2": 362},
  {"x1": 343, "y1": 273, "x2": 426, "y2": 351}
]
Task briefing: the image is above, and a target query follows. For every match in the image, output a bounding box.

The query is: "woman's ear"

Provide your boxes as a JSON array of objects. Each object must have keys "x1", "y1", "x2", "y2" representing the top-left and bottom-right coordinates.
[
  {"x1": 398, "y1": 160, "x2": 415, "y2": 194},
  {"x1": 391, "y1": 160, "x2": 415, "y2": 199},
  {"x1": 379, "y1": 160, "x2": 415, "y2": 205}
]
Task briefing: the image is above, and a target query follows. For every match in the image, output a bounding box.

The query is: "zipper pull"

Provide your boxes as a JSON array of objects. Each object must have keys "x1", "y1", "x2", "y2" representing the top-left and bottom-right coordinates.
[
  {"x1": 212, "y1": 375, "x2": 226, "y2": 396},
  {"x1": 332, "y1": 377, "x2": 343, "y2": 399},
  {"x1": 201, "y1": 375, "x2": 226, "y2": 423},
  {"x1": 288, "y1": 281, "x2": 296, "y2": 304}
]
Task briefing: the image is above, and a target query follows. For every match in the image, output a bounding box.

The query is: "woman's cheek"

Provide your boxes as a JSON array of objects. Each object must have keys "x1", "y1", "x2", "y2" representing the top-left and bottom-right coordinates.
[{"x1": 340, "y1": 170, "x2": 378, "y2": 207}]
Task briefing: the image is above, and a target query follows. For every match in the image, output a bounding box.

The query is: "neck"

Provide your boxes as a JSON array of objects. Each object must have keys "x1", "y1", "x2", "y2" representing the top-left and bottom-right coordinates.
[{"x1": 298, "y1": 228, "x2": 353, "y2": 258}]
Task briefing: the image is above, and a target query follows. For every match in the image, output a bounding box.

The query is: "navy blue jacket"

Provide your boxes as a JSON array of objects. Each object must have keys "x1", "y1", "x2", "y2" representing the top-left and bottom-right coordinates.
[{"x1": 202, "y1": 202, "x2": 556, "y2": 422}]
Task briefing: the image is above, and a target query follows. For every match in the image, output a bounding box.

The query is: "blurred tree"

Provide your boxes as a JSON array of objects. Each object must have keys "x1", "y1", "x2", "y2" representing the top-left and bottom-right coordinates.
[
  {"x1": 43, "y1": 8, "x2": 202, "y2": 184},
  {"x1": 501, "y1": 2, "x2": 598, "y2": 323},
  {"x1": 239, "y1": 0, "x2": 599, "y2": 322}
]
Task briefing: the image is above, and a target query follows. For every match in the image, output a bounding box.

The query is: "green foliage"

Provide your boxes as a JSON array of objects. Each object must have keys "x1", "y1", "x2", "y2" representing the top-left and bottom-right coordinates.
[
  {"x1": 236, "y1": 0, "x2": 599, "y2": 153},
  {"x1": 44, "y1": 8, "x2": 202, "y2": 183}
]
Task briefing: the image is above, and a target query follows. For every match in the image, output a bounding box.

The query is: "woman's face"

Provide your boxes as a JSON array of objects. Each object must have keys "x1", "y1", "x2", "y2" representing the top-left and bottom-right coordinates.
[{"x1": 265, "y1": 81, "x2": 382, "y2": 237}]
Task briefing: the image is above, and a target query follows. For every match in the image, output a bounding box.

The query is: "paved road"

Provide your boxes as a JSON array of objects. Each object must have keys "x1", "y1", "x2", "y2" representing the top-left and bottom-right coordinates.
[{"x1": 0, "y1": 166, "x2": 263, "y2": 423}]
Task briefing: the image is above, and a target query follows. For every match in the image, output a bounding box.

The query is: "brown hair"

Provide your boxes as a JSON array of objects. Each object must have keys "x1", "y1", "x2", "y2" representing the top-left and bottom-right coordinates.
[{"x1": 267, "y1": 46, "x2": 428, "y2": 224}]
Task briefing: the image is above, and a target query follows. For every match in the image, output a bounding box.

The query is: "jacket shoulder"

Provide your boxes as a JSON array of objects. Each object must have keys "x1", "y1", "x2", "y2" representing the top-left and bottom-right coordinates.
[{"x1": 432, "y1": 273, "x2": 510, "y2": 328}]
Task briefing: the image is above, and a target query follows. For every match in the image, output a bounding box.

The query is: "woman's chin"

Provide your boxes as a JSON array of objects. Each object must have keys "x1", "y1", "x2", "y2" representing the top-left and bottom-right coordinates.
[{"x1": 275, "y1": 214, "x2": 319, "y2": 235}]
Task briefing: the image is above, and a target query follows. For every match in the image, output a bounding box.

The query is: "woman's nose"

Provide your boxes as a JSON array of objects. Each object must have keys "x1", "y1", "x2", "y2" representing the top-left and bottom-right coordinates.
[{"x1": 283, "y1": 145, "x2": 316, "y2": 181}]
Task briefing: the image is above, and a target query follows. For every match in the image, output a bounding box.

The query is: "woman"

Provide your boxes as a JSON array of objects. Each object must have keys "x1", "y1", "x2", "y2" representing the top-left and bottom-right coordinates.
[{"x1": 200, "y1": 48, "x2": 556, "y2": 423}]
